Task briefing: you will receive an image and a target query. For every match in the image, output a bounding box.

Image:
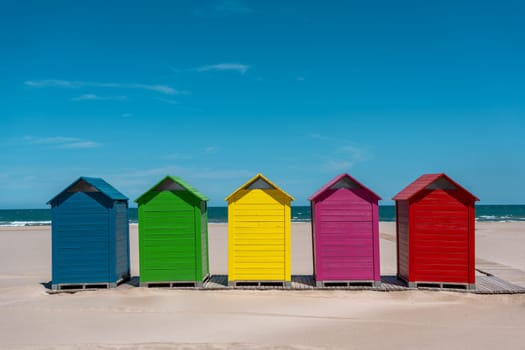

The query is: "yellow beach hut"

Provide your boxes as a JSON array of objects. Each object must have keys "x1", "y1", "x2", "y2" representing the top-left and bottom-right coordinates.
[{"x1": 226, "y1": 173, "x2": 294, "y2": 287}]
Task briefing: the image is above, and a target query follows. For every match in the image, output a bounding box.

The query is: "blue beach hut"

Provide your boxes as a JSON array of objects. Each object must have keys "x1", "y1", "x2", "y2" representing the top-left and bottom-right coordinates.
[{"x1": 47, "y1": 177, "x2": 130, "y2": 290}]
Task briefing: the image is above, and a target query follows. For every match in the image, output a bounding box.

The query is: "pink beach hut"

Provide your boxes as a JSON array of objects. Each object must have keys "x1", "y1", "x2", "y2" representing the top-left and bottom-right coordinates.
[{"x1": 309, "y1": 173, "x2": 381, "y2": 287}]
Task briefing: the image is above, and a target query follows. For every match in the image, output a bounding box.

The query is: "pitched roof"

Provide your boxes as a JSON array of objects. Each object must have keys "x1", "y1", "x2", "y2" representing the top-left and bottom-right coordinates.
[
  {"x1": 309, "y1": 173, "x2": 381, "y2": 201},
  {"x1": 225, "y1": 173, "x2": 295, "y2": 202},
  {"x1": 47, "y1": 176, "x2": 128, "y2": 204},
  {"x1": 135, "y1": 175, "x2": 208, "y2": 204},
  {"x1": 393, "y1": 173, "x2": 479, "y2": 201}
]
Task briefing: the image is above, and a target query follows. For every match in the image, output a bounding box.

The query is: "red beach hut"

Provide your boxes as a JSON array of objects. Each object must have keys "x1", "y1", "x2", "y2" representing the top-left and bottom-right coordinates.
[
  {"x1": 393, "y1": 173, "x2": 479, "y2": 289},
  {"x1": 309, "y1": 173, "x2": 381, "y2": 287}
]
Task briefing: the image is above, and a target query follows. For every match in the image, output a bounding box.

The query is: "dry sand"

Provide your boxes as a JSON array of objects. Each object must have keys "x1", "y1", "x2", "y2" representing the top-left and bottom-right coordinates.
[{"x1": 0, "y1": 222, "x2": 524, "y2": 350}]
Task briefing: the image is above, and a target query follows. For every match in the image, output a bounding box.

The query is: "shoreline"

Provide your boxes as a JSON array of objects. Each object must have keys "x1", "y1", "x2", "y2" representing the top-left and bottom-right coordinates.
[
  {"x1": 2, "y1": 204, "x2": 525, "y2": 228},
  {"x1": 2, "y1": 219, "x2": 525, "y2": 230}
]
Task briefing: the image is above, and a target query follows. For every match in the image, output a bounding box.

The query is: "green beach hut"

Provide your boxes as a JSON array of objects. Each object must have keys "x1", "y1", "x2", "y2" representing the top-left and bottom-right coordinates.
[{"x1": 136, "y1": 175, "x2": 209, "y2": 287}]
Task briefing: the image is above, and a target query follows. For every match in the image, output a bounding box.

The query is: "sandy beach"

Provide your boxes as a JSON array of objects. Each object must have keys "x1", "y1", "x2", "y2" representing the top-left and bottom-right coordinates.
[{"x1": 0, "y1": 222, "x2": 524, "y2": 350}]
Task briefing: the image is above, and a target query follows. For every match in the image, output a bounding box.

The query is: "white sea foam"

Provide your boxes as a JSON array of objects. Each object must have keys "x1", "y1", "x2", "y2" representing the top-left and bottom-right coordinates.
[
  {"x1": 476, "y1": 215, "x2": 525, "y2": 222},
  {"x1": 479, "y1": 215, "x2": 497, "y2": 219},
  {"x1": 0, "y1": 221, "x2": 51, "y2": 227}
]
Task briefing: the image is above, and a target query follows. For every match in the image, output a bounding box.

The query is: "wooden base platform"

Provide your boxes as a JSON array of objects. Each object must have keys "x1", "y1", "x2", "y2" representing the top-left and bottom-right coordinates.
[
  {"x1": 140, "y1": 274, "x2": 211, "y2": 289},
  {"x1": 50, "y1": 275, "x2": 130, "y2": 292},
  {"x1": 474, "y1": 275, "x2": 525, "y2": 294},
  {"x1": 292, "y1": 275, "x2": 405, "y2": 291},
  {"x1": 52, "y1": 282, "x2": 112, "y2": 291},
  {"x1": 46, "y1": 273, "x2": 525, "y2": 294},
  {"x1": 206, "y1": 275, "x2": 405, "y2": 291},
  {"x1": 315, "y1": 280, "x2": 381, "y2": 288},
  {"x1": 228, "y1": 280, "x2": 292, "y2": 288},
  {"x1": 140, "y1": 281, "x2": 201, "y2": 288}
]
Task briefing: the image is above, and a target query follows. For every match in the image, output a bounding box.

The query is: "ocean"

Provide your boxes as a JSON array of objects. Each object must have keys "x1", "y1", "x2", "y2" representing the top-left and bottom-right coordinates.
[{"x1": 1, "y1": 205, "x2": 524, "y2": 227}]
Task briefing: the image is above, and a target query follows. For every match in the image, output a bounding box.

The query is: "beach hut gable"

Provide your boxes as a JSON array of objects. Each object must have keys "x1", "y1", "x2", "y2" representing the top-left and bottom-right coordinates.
[
  {"x1": 425, "y1": 177, "x2": 457, "y2": 190},
  {"x1": 245, "y1": 177, "x2": 275, "y2": 190},
  {"x1": 330, "y1": 177, "x2": 360, "y2": 190},
  {"x1": 309, "y1": 173, "x2": 381, "y2": 201},
  {"x1": 155, "y1": 178, "x2": 185, "y2": 191},
  {"x1": 393, "y1": 173, "x2": 478, "y2": 201},
  {"x1": 48, "y1": 177, "x2": 128, "y2": 206},
  {"x1": 67, "y1": 179, "x2": 99, "y2": 193},
  {"x1": 226, "y1": 173, "x2": 294, "y2": 202},
  {"x1": 136, "y1": 176, "x2": 208, "y2": 205}
]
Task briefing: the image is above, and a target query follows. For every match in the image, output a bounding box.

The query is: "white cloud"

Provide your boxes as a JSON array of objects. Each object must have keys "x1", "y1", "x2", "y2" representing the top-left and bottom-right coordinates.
[
  {"x1": 72, "y1": 93, "x2": 98, "y2": 101},
  {"x1": 22, "y1": 136, "x2": 79, "y2": 145},
  {"x1": 71, "y1": 94, "x2": 127, "y2": 101},
  {"x1": 21, "y1": 136, "x2": 101, "y2": 149},
  {"x1": 311, "y1": 134, "x2": 371, "y2": 172},
  {"x1": 310, "y1": 133, "x2": 336, "y2": 141},
  {"x1": 116, "y1": 165, "x2": 252, "y2": 182},
  {"x1": 339, "y1": 145, "x2": 366, "y2": 162},
  {"x1": 25, "y1": 80, "x2": 179, "y2": 95},
  {"x1": 321, "y1": 145, "x2": 370, "y2": 172},
  {"x1": 128, "y1": 83, "x2": 177, "y2": 95},
  {"x1": 205, "y1": 146, "x2": 218, "y2": 153},
  {"x1": 164, "y1": 153, "x2": 192, "y2": 160},
  {"x1": 156, "y1": 97, "x2": 179, "y2": 105},
  {"x1": 59, "y1": 141, "x2": 100, "y2": 149},
  {"x1": 168, "y1": 65, "x2": 181, "y2": 73},
  {"x1": 25, "y1": 80, "x2": 76, "y2": 88},
  {"x1": 324, "y1": 159, "x2": 354, "y2": 171},
  {"x1": 0, "y1": 173, "x2": 8, "y2": 180},
  {"x1": 196, "y1": 63, "x2": 251, "y2": 74}
]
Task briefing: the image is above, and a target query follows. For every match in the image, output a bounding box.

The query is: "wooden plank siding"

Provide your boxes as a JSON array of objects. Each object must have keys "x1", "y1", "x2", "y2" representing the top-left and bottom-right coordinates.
[
  {"x1": 229, "y1": 190, "x2": 288, "y2": 281},
  {"x1": 468, "y1": 202, "x2": 476, "y2": 285},
  {"x1": 393, "y1": 174, "x2": 478, "y2": 287},
  {"x1": 200, "y1": 201, "x2": 209, "y2": 278},
  {"x1": 227, "y1": 174, "x2": 293, "y2": 283},
  {"x1": 49, "y1": 177, "x2": 130, "y2": 289},
  {"x1": 316, "y1": 197, "x2": 374, "y2": 280},
  {"x1": 412, "y1": 189, "x2": 470, "y2": 283},
  {"x1": 139, "y1": 191, "x2": 198, "y2": 282},
  {"x1": 136, "y1": 176, "x2": 209, "y2": 285},
  {"x1": 396, "y1": 201, "x2": 410, "y2": 281},
  {"x1": 310, "y1": 174, "x2": 381, "y2": 284},
  {"x1": 52, "y1": 193, "x2": 110, "y2": 284},
  {"x1": 114, "y1": 201, "x2": 130, "y2": 282}
]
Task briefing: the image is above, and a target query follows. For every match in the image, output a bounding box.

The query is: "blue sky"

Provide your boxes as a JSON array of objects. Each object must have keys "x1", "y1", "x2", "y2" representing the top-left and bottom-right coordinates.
[{"x1": 2, "y1": 0, "x2": 525, "y2": 208}]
